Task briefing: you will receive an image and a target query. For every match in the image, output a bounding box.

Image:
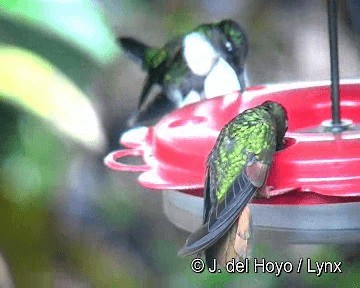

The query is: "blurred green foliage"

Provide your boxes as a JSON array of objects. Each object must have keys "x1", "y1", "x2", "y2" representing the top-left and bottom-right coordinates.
[
  {"x1": 1, "y1": 114, "x2": 69, "y2": 205},
  {"x1": 0, "y1": 1, "x2": 117, "y2": 286},
  {"x1": 0, "y1": 190, "x2": 55, "y2": 287},
  {"x1": 0, "y1": 0, "x2": 118, "y2": 64}
]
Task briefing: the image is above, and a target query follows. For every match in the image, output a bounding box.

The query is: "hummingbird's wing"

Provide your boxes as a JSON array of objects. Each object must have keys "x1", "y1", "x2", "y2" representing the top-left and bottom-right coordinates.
[
  {"x1": 118, "y1": 36, "x2": 182, "y2": 109},
  {"x1": 138, "y1": 39, "x2": 183, "y2": 109},
  {"x1": 118, "y1": 37, "x2": 150, "y2": 66},
  {"x1": 178, "y1": 118, "x2": 276, "y2": 256}
]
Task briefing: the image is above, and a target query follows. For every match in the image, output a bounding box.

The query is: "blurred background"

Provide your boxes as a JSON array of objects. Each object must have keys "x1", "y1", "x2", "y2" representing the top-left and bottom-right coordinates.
[{"x1": 0, "y1": 0, "x2": 359, "y2": 287}]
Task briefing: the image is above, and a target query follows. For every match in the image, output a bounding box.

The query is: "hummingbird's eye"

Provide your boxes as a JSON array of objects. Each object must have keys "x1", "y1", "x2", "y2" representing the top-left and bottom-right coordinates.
[{"x1": 225, "y1": 41, "x2": 233, "y2": 52}]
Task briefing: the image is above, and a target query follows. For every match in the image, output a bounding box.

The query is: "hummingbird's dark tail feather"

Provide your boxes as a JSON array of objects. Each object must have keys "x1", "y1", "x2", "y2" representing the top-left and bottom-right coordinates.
[
  {"x1": 178, "y1": 169, "x2": 258, "y2": 257},
  {"x1": 178, "y1": 207, "x2": 242, "y2": 257},
  {"x1": 177, "y1": 223, "x2": 217, "y2": 256},
  {"x1": 177, "y1": 210, "x2": 240, "y2": 257},
  {"x1": 118, "y1": 37, "x2": 149, "y2": 66}
]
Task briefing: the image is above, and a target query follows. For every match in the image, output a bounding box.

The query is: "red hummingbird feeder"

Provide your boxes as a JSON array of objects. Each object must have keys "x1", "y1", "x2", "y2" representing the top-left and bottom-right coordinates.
[{"x1": 105, "y1": 0, "x2": 360, "y2": 243}]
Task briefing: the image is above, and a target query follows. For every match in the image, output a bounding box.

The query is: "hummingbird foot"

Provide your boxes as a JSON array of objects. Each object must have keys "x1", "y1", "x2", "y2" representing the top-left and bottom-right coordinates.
[{"x1": 260, "y1": 186, "x2": 298, "y2": 198}]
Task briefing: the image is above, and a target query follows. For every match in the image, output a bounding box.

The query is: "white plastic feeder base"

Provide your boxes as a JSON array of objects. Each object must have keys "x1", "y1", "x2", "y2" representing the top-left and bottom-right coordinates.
[{"x1": 162, "y1": 190, "x2": 360, "y2": 244}]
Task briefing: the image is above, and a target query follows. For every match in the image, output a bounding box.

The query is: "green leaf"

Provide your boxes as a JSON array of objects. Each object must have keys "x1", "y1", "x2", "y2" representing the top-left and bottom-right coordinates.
[
  {"x1": 0, "y1": 46, "x2": 105, "y2": 151},
  {"x1": 0, "y1": 0, "x2": 119, "y2": 65}
]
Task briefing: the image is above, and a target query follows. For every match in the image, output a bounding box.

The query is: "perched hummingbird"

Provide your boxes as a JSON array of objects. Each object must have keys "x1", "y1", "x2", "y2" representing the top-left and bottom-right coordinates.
[
  {"x1": 178, "y1": 101, "x2": 288, "y2": 266},
  {"x1": 119, "y1": 19, "x2": 248, "y2": 126}
]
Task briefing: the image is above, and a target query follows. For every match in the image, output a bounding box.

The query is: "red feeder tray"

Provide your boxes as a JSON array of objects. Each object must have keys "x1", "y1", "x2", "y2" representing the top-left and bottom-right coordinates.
[{"x1": 105, "y1": 80, "x2": 360, "y2": 243}]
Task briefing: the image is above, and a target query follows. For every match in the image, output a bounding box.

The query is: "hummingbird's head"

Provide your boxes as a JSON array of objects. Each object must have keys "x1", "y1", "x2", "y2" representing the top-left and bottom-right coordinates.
[
  {"x1": 183, "y1": 19, "x2": 248, "y2": 93},
  {"x1": 217, "y1": 19, "x2": 249, "y2": 92},
  {"x1": 262, "y1": 101, "x2": 288, "y2": 150}
]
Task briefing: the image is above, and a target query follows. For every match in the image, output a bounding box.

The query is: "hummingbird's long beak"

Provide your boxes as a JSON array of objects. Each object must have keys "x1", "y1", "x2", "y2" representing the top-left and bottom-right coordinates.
[
  {"x1": 236, "y1": 67, "x2": 247, "y2": 93},
  {"x1": 228, "y1": 60, "x2": 247, "y2": 93}
]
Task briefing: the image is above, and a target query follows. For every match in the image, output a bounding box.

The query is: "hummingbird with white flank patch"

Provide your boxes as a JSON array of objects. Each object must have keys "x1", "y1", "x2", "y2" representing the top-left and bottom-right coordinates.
[{"x1": 119, "y1": 19, "x2": 249, "y2": 126}]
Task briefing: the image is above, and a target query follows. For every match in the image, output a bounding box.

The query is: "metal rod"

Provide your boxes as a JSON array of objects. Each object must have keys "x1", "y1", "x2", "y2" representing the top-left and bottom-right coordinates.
[{"x1": 327, "y1": 0, "x2": 341, "y2": 128}]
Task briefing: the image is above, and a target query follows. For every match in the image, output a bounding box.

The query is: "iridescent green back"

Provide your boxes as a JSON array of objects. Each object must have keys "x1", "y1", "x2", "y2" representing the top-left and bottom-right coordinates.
[
  {"x1": 178, "y1": 102, "x2": 287, "y2": 257},
  {"x1": 208, "y1": 106, "x2": 276, "y2": 202}
]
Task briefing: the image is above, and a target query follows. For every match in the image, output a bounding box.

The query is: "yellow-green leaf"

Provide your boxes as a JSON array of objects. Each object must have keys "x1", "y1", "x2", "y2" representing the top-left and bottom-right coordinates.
[{"x1": 0, "y1": 46, "x2": 105, "y2": 151}]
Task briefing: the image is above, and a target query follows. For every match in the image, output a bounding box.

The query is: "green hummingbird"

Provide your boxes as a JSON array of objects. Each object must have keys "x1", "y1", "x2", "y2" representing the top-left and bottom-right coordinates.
[
  {"x1": 119, "y1": 19, "x2": 248, "y2": 126},
  {"x1": 178, "y1": 101, "x2": 288, "y2": 266}
]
